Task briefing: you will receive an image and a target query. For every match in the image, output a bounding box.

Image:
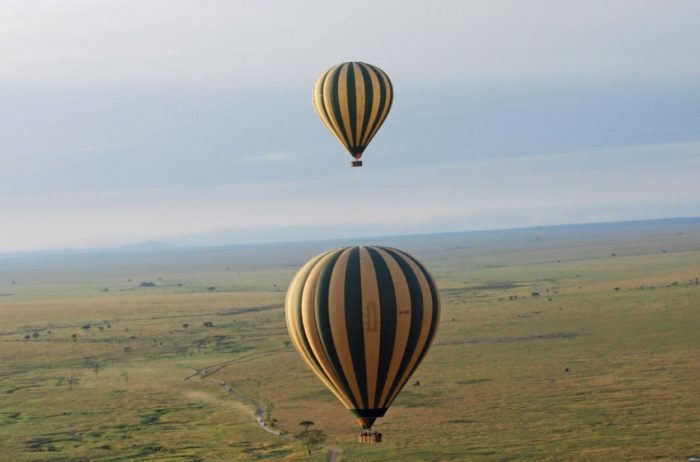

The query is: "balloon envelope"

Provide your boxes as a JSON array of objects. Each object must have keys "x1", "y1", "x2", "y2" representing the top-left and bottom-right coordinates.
[
  {"x1": 312, "y1": 62, "x2": 393, "y2": 166},
  {"x1": 285, "y1": 246, "x2": 440, "y2": 429}
]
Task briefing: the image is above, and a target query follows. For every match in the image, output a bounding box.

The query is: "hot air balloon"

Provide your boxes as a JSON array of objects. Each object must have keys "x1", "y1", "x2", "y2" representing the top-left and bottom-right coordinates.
[
  {"x1": 312, "y1": 62, "x2": 393, "y2": 167},
  {"x1": 285, "y1": 246, "x2": 440, "y2": 442}
]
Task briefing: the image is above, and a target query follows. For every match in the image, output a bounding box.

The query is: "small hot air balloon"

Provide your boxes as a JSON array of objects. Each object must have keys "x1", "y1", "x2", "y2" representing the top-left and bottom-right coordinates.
[
  {"x1": 285, "y1": 246, "x2": 440, "y2": 442},
  {"x1": 313, "y1": 62, "x2": 393, "y2": 167}
]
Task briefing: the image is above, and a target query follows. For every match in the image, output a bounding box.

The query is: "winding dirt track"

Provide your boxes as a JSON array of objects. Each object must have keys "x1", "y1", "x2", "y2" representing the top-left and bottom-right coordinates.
[{"x1": 184, "y1": 362, "x2": 339, "y2": 461}]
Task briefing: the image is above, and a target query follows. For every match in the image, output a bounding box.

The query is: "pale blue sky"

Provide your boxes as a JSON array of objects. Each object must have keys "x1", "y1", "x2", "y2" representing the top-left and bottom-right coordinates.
[{"x1": 1, "y1": 1, "x2": 699, "y2": 252}]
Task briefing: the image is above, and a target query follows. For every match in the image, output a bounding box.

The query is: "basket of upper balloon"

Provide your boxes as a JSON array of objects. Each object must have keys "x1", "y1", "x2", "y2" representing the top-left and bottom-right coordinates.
[{"x1": 313, "y1": 62, "x2": 393, "y2": 167}]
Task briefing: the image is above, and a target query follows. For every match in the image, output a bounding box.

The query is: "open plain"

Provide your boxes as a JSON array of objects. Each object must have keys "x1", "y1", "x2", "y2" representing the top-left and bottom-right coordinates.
[{"x1": 1, "y1": 218, "x2": 699, "y2": 461}]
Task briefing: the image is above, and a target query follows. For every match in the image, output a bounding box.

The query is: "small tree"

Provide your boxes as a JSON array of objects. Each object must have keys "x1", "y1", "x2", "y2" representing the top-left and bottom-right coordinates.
[
  {"x1": 24, "y1": 334, "x2": 31, "y2": 341},
  {"x1": 85, "y1": 357, "x2": 104, "y2": 378},
  {"x1": 182, "y1": 323, "x2": 189, "y2": 330},
  {"x1": 32, "y1": 332, "x2": 39, "y2": 340},
  {"x1": 214, "y1": 336, "x2": 226, "y2": 350},
  {"x1": 94, "y1": 363, "x2": 104, "y2": 378},
  {"x1": 71, "y1": 334, "x2": 78, "y2": 342},
  {"x1": 295, "y1": 428, "x2": 326, "y2": 456}
]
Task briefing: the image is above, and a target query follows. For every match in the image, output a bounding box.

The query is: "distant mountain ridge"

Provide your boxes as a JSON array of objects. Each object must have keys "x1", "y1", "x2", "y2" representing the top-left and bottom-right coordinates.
[{"x1": 1, "y1": 216, "x2": 699, "y2": 260}]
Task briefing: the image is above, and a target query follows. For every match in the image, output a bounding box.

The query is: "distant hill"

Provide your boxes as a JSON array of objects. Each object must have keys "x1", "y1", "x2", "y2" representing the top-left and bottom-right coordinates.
[
  {"x1": 1, "y1": 216, "x2": 698, "y2": 261},
  {"x1": 117, "y1": 241, "x2": 179, "y2": 251}
]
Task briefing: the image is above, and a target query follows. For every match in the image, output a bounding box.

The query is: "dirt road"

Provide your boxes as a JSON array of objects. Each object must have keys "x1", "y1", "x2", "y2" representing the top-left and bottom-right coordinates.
[{"x1": 185, "y1": 361, "x2": 339, "y2": 461}]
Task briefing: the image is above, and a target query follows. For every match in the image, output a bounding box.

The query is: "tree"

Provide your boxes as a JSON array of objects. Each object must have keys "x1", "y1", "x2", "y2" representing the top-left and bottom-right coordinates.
[
  {"x1": 193, "y1": 339, "x2": 207, "y2": 352},
  {"x1": 84, "y1": 357, "x2": 104, "y2": 378},
  {"x1": 94, "y1": 363, "x2": 104, "y2": 378},
  {"x1": 295, "y1": 428, "x2": 326, "y2": 456},
  {"x1": 32, "y1": 332, "x2": 39, "y2": 340},
  {"x1": 182, "y1": 323, "x2": 189, "y2": 330},
  {"x1": 24, "y1": 334, "x2": 31, "y2": 341}
]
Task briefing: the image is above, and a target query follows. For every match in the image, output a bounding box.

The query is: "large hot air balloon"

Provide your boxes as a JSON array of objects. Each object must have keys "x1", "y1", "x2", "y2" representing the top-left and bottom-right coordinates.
[
  {"x1": 285, "y1": 246, "x2": 439, "y2": 441},
  {"x1": 312, "y1": 62, "x2": 393, "y2": 167}
]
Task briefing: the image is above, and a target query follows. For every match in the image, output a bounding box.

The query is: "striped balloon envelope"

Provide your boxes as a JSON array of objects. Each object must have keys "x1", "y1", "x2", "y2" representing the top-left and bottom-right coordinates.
[
  {"x1": 312, "y1": 62, "x2": 393, "y2": 167},
  {"x1": 285, "y1": 246, "x2": 440, "y2": 432}
]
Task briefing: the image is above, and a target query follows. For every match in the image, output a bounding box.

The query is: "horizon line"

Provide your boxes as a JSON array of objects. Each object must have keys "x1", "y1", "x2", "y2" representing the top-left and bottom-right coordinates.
[{"x1": 2, "y1": 214, "x2": 698, "y2": 260}]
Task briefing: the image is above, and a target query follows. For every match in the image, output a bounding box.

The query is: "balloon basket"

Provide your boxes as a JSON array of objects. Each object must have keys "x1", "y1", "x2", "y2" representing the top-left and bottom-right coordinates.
[
  {"x1": 358, "y1": 431, "x2": 382, "y2": 443},
  {"x1": 351, "y1": 160, "x2": 363, "y2": 167}
]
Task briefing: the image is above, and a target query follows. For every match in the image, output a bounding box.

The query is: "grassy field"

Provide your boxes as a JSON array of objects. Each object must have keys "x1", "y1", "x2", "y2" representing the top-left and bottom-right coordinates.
[{"x1": 1, "y1": 218, "x2": 699, "y2": 461}]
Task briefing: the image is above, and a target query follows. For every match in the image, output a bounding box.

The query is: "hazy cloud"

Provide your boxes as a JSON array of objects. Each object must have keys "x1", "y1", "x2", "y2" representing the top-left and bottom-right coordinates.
[{"x1": 2, "y1": 142, "x2": 698, "y2": 252}]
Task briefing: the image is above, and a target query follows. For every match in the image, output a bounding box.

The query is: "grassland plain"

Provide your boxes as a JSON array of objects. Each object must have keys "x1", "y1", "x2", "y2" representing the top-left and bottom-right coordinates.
[{"x1": 1, "y1": 218, "x2": 699, "y2": 461}]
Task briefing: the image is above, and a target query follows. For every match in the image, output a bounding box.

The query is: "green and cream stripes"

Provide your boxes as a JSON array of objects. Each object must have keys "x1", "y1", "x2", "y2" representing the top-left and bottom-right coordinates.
[
  {"x1": 285, "y1": 246, "x2": 440, "y2": 429},
  {"x1": 312, "y1": 62, "x2": 393, "y2": 162}
]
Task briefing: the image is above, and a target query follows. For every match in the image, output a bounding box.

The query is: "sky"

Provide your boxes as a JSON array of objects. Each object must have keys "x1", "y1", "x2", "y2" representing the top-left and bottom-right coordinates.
[{"x1": 1, "y1": 0, "x2": 699, "y2": 252}]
